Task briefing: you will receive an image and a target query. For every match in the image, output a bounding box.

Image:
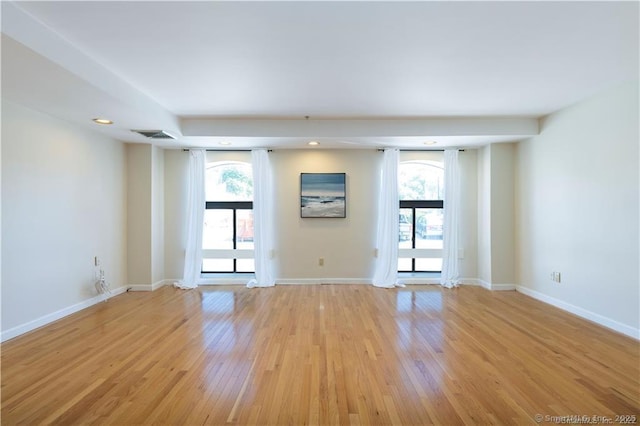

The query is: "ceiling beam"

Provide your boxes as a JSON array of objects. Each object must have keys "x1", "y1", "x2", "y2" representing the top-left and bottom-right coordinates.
[{"x1": 181, "y1": 117, "x2": 539, "y2": 139}]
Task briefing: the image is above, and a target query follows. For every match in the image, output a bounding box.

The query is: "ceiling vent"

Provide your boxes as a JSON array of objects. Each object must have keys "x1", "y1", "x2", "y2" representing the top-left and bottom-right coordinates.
[{"x1": 132, "y1": 130, "x2": 176, "y2": 140}]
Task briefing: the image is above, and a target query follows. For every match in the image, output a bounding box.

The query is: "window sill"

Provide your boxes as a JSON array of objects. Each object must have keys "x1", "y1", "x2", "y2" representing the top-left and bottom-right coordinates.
[
  {"x1": 199, "y1": 273, "x2": 255, "y2": 285},
  {"x1": 398, "y1": 272, "x2": 441, "y2": 285}
]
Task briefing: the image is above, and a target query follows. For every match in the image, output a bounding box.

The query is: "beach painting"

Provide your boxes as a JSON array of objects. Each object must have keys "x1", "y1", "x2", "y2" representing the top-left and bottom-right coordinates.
[{"x1": 300, "y1": 173, "x2": 346, "y2": 218}]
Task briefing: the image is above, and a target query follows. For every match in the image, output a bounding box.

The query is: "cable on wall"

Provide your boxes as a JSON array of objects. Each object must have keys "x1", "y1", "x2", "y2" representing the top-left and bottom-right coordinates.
[{"x1": 94, "y1": 258, "x2": 111, "y2": 300}]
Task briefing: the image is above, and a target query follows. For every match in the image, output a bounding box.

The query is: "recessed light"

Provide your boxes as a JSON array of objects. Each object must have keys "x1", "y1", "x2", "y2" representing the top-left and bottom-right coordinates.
[
  {"x1": 93, "y1": 118, "x2": 113, "y2": 125},
  {"x1": 424, "y1": 140, "x2": 438, "y2": 145},
  {"x1": 308, "y1": 141, "x2": 320, "y2": 146},
  {"x1": 219, "y1": 141, "x2": 231, "y2": 146}
]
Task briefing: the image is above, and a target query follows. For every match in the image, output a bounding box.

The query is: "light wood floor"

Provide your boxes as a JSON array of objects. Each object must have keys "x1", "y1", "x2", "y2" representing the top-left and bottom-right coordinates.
[{"x1": 2, "y1": 285, "x2": 638, "y2": 425}]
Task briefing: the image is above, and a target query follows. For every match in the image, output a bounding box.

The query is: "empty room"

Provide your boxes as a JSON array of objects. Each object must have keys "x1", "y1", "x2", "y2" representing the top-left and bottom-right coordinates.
[{"x1": 1, "y1": 1, "x2": 638, "y2": 425}]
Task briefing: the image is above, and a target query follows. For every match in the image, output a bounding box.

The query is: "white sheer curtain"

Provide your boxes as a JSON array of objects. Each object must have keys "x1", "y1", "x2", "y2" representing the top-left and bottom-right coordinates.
[
  {"x1": 175, "y1": 149, "x2": 206, "y2": 289},
  {"x1": 372, "y1": 149, "x2": 403, "y2": 288},
  {"x1": 247, "y1": 149, "x2": 276, "y2": 288},
  {"x1": 440, "y1": 149, "x2": 460, "y2": 288}
]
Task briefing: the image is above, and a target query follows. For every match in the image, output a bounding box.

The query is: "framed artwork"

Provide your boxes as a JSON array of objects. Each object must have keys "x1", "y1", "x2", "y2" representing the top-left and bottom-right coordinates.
[{"x1": 300, "y1": 173, "x2": 346, "y2": 218}]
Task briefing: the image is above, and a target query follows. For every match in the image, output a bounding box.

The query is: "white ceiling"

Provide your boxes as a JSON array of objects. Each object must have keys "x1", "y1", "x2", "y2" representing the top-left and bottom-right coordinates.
[{"x1": 2, "y1": 1, "x2": 638, "y2": 149}]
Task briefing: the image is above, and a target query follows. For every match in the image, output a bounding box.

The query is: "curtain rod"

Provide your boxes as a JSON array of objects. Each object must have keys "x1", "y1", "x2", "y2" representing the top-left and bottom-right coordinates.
[
  {"x1": 377, "y1": 149, "x2": 465, "y2": 152},
  {"x1": 181, "y1": 148, "x2": 461, "y2": 152},
  {"x1": 182, "y1": 149, "x2": 272, "y2": 152}
]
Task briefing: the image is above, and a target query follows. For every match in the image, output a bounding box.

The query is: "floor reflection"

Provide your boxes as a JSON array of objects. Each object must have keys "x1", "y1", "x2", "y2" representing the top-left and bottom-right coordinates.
[
  {"x1": 396, "y1": 288, "x2": 443, "y2": 313},
  {"x1": 201, "y1": 290, "x2": 236, "y2": 313},
  {"x1": 394, "y1": 287, "x2": 445, "y2": 394},
  {"x1": 196, "y1": 287, "x2": 257, "y2": 400}
]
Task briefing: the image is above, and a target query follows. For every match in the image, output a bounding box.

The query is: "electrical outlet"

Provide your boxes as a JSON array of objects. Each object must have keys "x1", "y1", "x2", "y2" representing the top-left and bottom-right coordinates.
[
  {"x1": 319, "y1": 258, "x2": 324, "y2": 266},
  {"x1": 551, "y1": 271, "x2": 562, "y2": 283}
]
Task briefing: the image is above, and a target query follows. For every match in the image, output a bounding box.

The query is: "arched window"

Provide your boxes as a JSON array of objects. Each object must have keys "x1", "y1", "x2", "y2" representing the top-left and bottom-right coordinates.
[
  {"x1": 398, "y1": 159, "x2": 444, "y2": 273},
  {"x1": 202, "y1": 161, "x2": 254, "y2": 273}
]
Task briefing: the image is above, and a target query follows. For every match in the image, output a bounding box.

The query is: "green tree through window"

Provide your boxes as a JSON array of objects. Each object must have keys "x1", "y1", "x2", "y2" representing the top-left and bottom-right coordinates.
[
  {"x1": 206, "y1": 162, "x2": 253, "y2": 202},
  {"x1": 220, "y1": 167, "x2": 252, "y2": 199},
  {"x1": 398, "y1": 161, "x2": 443, "y2": 200}
]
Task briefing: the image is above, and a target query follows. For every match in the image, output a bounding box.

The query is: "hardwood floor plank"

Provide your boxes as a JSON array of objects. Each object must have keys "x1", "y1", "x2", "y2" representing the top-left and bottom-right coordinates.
[{"x1": 2, "y1": 285, "x2": 638, "y2": 425}]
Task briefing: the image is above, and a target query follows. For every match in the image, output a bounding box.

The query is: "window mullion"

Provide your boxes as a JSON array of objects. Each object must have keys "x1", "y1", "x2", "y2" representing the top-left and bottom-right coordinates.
[
  {"x1": 411, "y1": 207, "x2": 416, "y2": 250},
  {"x1": 411, "y1": 207, "x2": 416, "y2": 272},
  {"x1": 232, "y1": 208, "x2": 237, "y2": 272}
]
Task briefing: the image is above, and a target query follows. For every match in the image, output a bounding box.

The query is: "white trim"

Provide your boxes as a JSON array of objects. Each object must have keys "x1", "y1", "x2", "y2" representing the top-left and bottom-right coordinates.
[
  {"x1": 462, "y1": 279, "x2": 515, "y2": 291},
  {"x1": 477, "y1": 279, "x2": 493, "y2": 290},
  {"x1": 1, "y1": 286, "x2": 127, "y2": 342},
  {"x1": 458, "y1": 278, "x2": 484, "y2": 287},
  {"x1": 398, "y1": 277, "x2": 440, "y2": 285},
  {"x1": 276, "y1": 278, "x2": 373, "y2": 285},
  {"x1": 199, "y1": 277, "x2": 252, "y2": 285},
  {"x1": 127, "y1": 279, "x2": 171, "y2": 292},
  {"x1": 202, "y1": 249, "x2": 254, "y2": 259},
  {"x1": 397, "y1": 272, "x2": 441, "y2": 285},
  {"x1": 460, "y1": 278, "x2": 490, "y2": 289},
  {"x1": 154, "y1": 279, "x2": 172, "y2": 290},
  {"x1": 127, "y1": 284, "x2": 153, "y2": 291},
  {"x1": 398, "y1": 248, "x2": 443, "y2": 257},
  {"x1": 490, "y1": 283, "x2": 517, "y2": 291},
  {"x1": 516, "y1": 286, "x2": 639, "y2": 340},
  {"x1": 182, "y1": 117, "x2": 539, "y2": 140},
  {"x1": 163, "y1": 279, "x2": 182, "y2": 287}
]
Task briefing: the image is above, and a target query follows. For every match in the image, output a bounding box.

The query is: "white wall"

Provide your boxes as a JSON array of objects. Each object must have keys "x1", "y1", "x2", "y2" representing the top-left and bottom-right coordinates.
[
  {"x1": 126, "y1": 144, "x2": 152, "y2": 285},
  {"x1": 1, "y1": 100, "x2": 127, "y2": 333},
  {"x1": 163, "y1": 149, "x2": 188, "y2": 281},
  {"x1": 151, "y1": 146, "x2": 165, "y2": 284},
  {"x1": 126, "y1": 144, "x2": 166, "y2": 288},
  {"x1": 475, "y1": 143, "x2": 516, "y2": 287},
  {"x1": 490, "y1": 143, "x2": 515, "y2": 285},
  {"x1": 516, "y1": 81, "x2": 639, "y2": 333},
  {"x1": 272, "y1": 150, "x2": 380, "y2": 282},
  {"x1": 458, "y1": 149, "x2": 478, "y2": 280},
  {"x1": 477, "y1": 145, "x2": 492, "y2": 283}
]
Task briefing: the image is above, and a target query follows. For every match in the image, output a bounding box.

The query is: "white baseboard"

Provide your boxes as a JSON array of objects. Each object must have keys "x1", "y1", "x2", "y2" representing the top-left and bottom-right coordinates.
[
  {"x1": 128, "y1": 284, "x2": 153, "y2": 291},
  {"x1": 459, "y1": 278, "x2": 484, "y2": 288},
  {"x1": 1, "y1": 286, "x2": 128, "y2": 342},
  {"x1": 276, "y1": 278, "x2": 373, "y2": 285},
  {"x1": 490, "y1": 283, "x2": 517, "y2": 291},
  {"x1": 394, "y1": 277, "x2": 513, "y2": 288},
  {"x1": 272, "y1": 278, "x2": 516, "y2": 288},
  {"x1": 516, "y1": 286, "x2": 639, "y2": 340},
  {"x1": 155, "y1": 279, "x2": 173, "y2": 290},
  {"x1": 462, "y1": 279, "x2": 516, "y2": 291},
  {"x1": 128, "y1": 279, "x2": 172, "y2": 292}
]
